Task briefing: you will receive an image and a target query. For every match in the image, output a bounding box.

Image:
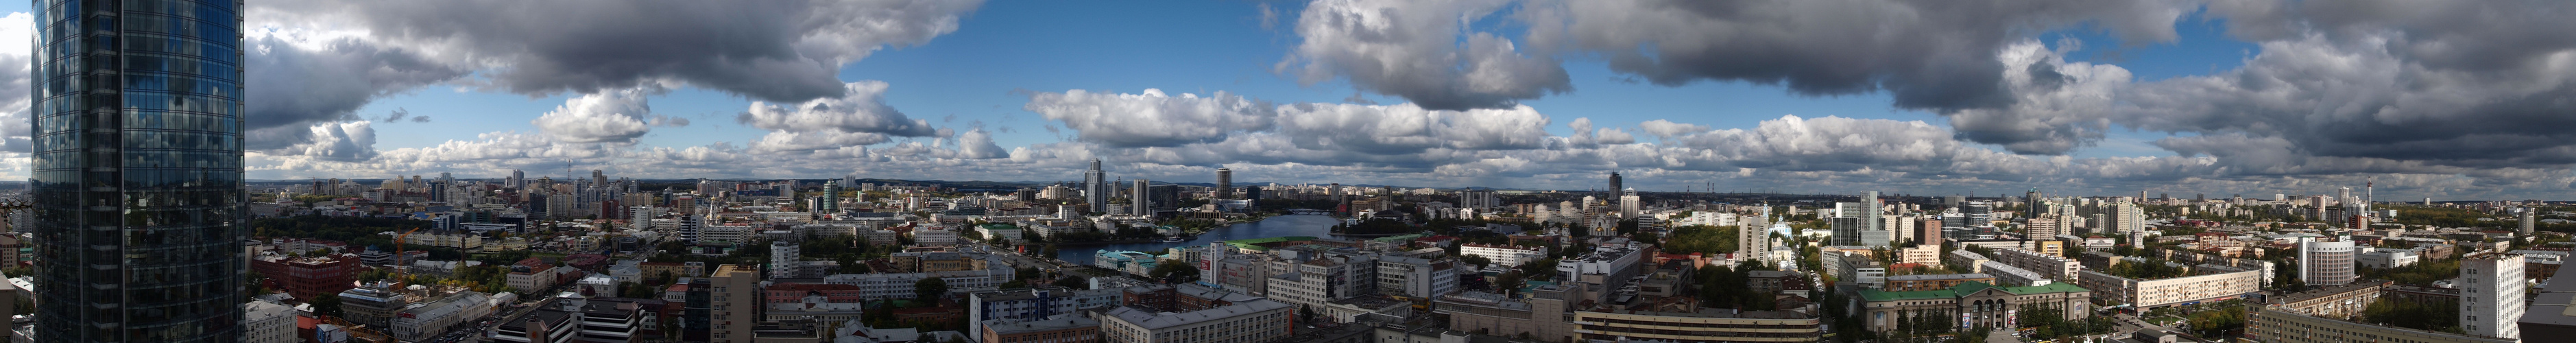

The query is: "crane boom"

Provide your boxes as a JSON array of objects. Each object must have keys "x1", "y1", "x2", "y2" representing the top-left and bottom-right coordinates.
[{"x1": 394, "y1": 227, "x2": 424, "y2": 289}]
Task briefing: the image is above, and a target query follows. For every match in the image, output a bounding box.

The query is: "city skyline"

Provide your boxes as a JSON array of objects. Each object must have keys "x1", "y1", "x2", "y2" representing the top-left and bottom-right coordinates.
[{"x1": 3, "y1": 1, "x2": 2573, "y2": 200}]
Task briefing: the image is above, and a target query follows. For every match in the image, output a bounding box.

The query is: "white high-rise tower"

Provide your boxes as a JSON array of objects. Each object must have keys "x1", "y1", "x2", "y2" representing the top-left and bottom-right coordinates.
[{"x1": 2461, "y1": 254, "x2": 2525, "y2": 340}]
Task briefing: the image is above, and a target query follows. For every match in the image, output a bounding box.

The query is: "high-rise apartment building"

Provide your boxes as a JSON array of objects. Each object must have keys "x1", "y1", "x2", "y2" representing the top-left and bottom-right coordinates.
[
  {"x1": 2462, "y1": 254, "x2": 2525, "y2": 340},
  {"x1": 29, "y1": 1, "x2": 248, "y2": 341},
  {"x1": 1131, "y1": 178, "x2": 1152, "y2": 216},
  {"x1": 1214, "y1": 167, "x2": 1233, "y2": 199},
  {"x1": 712, "y1": 265, "x2": 764, "y2": 342},
  {"x1": 1085, "y1": 159, "x2": 1107, "y2": 215}
]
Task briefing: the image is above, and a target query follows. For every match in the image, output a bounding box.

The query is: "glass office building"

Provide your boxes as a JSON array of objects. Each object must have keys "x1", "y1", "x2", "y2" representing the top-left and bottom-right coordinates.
[{"x1": 29, "y1": 0, "x2": 247, "y2": 342}]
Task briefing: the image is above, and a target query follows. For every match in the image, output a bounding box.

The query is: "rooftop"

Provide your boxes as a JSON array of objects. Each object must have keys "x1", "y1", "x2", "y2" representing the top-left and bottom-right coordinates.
[
  {"x1": 985, "y1": 316, "x2": 1100, "y2": 335},
  {"x1": 1855, "y1": 281, "x2": 2089, "y2": 302},
  {"x1": 1101, "y1": 298, "x2": 1293, "y2": 330}
]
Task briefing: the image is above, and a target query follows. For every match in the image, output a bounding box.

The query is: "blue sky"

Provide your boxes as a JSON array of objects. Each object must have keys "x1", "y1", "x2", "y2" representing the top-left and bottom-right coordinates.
[{"x1": 4, "y1": 0, "x2": 2570, "y2": 199}]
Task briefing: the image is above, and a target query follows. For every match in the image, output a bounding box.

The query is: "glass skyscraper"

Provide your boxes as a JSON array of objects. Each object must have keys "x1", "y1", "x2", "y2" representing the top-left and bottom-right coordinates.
[{"x1": 29, "y1": 0, "x2": 247, "y2": 342}]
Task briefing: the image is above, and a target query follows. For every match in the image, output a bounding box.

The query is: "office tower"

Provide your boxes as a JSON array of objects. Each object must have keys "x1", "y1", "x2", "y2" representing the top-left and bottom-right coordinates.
[
  {"x1": 29, "y1": 1, "x2": 247, "y2": 341},
  {"x1": 1132, "y1": 179, "x2": 1152, "y2": 216},
  {"x1": 2298, "y1": 238, "x2": 2357, "y2": 286},
  {"x1": 2025, "y1": 189, "x2": 2044, "y2": 219},
  {"x1": 2337, "y1": 187, "x2": 2352, "y2": 206},
  {"x1": 1329, "y1": 183, "x2": 1343, "y2": 202},
  {"x1": 1608, "y1": 172, "x2": 1623, "y2": 195},
  {"x1": 2461, "y1": 255, "x2": 2526, "y2": 340},
  {"x1": 509, "y1": 169, "x2": 526, "y2": 188},
  {"x1": 1214, "y1": 167, "x2": 1233, "y2": 199},
  {"x1": 819, "y1": 181, "x2": 841, "y2": 213},
  {"x1": 1085, "y1": 158, "x2": 1107, "y2": 215}
]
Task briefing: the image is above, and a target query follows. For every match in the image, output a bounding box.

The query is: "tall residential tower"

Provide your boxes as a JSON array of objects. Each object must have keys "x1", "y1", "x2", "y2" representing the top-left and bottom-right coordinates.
[
  {"x1": 1085, "y1": 158, "x2": 1107, "y2": 215},
  {"x1": 31, "y1": 0, "x2": 248, "y2": 341}
]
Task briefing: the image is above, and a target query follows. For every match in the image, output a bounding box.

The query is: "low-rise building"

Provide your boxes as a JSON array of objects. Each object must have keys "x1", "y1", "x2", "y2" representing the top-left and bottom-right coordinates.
[
  {"x1": 244, "y1": 300, "x2": 298, "y2": 343},
  {"x1": 1979, "y1": 261, "x2": 2051, "y2": 287},
  {"x1": 2248, "y1": 304, "x2": 2514, "y2": 343},
  {"x1": 2076, "y1": 268, "x2": 2262, "y2": 309},
  {"x1": 2267, "y1": 279, "x2": 2387, "y2": 320},
  {"x1": 1460, "y1": 244, "x2": 1548, "y2": 268},
  {"x1": 1432, "y1": 286, "x2": 1577, "y2": 342},
  {"x1": 969, "y1": 287, "x2": 1124, "y2": 341},
  {"x1": 392, "y1": 292, "x2": 496, "y2": 342},
  {"x1": 1883, "y1": 274, "x2": 1995, "y2": 292},
  {"x1": 1855, "y1": 282, "x2": 2091, "y2": 331},
  {"x1": 1572, "y1": 308, "x2": 1822, "y2": 342},
  {"x1": 1097, "y1": 298, "x2": 1293, "y2": 343},
  {"x1": 982, "y1": 316, "x2": 1100, "y2": 343},
  {"x1": 1991, "y1": 248, "x2": 2083, "y2": 280}
]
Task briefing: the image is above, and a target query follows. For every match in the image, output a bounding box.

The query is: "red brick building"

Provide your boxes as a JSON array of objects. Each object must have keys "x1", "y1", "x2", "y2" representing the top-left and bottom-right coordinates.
[{"x1": 252, "y1": 255, "x2": 361, "y2": 299}]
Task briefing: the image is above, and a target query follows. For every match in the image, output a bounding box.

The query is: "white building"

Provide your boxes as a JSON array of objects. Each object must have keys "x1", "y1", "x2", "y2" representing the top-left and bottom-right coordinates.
[
  {"x1": 2460, "y1": 254, "x2": 2525, "y2": 340},
  {"x1": 392, "y1": 292, "x2": 495, "y2": 343},
  {"x1": 915, "y1": 226, "x2": 959, "y2": 246},
  {"x1": 967, "y1": 287, "x2": 1125, "y2": 341},
  {"x1": 244, "y1": 300, "x2": 298, "y2": 343},
  {"x1": 1460, "y1": 244, "x2": 1548, "y2": 268},
  {"x1": 770, "y1": 241, "x2": 802, "y2": 279},
  {"x1": 1098, "y1": 298, "x2": 1294, "y2": 343},
  {"x1": 2357, "y1": 248, "x2": 2419, "y2": 270},
  {"x1": 821, "y1": 257, "x2": 1018, "y2": 300},
  {"x1": 1375, "y1": 257, "x2": 1460, "y2": 298}
]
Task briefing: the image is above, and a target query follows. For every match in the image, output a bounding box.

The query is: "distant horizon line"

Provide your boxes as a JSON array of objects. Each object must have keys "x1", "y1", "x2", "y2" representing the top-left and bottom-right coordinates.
[{"x1": 171, "y1": 178, "x2": 2567, "y2": 202}]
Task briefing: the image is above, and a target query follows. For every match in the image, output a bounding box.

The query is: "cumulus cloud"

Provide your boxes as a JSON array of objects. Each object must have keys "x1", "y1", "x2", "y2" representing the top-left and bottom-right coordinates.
[
  {"x1": 250, "y1": 0, "x2": 984, "y2": 103},
  {"x1": 1637, "y1": 119, "x2": 1709, "y2": 141},
  {"x1": 738, "y1": 81, "x2": 939, "y2": 137},
  {"x1": 1276, "y1": 102, "x2": 1553, "y2": 154},
  {"x1": 1024, "y1": 89, "x2": 1276, "y2": 147},
  {"x1": 748, "y1": 130, "x2": 892, "y2": 153},
  {"x1": 1943, "y1": 40, "x2": 2130, "y2": 154},
  {"x1": 286, "y1": 121, "x2": 381, "y2": 161},
  {"x1": 0, "y1": 13, "x2": 32, "y2": 153},
  {"x1": 531, "y1": 87, "x2": 678, "y2": 143},
  {"x1": 1281, "y1": 0, "x2": 1571, "y2": 110}
]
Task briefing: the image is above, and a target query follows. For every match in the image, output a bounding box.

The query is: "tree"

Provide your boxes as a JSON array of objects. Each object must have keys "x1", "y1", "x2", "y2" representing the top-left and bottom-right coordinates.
[
  {"x1": 1493, "y1": 270, "x2": 1524, "y2": 293},
  {"x1": 311, "y1": 294, "x2": 344, "y2": 318},
  {"x1": 1148, "y1": 259, "x2": 1200, "y2": 284},
  {"x1": 913, "y1": 277, "x2": 950, "y2": 305},
  {"x1": 836, "y1": 255, "x2": 865, "y2": 274},
  {"x1": 1051, "y1": 276, "x2": 1088, "y2": 289}
]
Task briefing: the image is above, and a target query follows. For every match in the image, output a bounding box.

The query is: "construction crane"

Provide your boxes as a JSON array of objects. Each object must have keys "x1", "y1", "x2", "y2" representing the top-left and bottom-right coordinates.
[{"x1": 394, "y1": 227, "x2": 424, "y2": 289}]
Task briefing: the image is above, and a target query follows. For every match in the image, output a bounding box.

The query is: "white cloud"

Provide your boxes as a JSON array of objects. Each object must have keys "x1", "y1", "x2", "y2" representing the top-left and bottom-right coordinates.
[
  {"x1": 1280, "y1": 0, "x2": 1569, "y2": 110},
  {"x1": 285, "y1": 121, "x2": 380, "y2": 161},
  {"x1": 1024, "y1": 89, "x2": 1275, "y2": 147},
  {"x1": 531, "y1": 87, "x2": 662, "y2": 143},
  {"x1": 738, "y1": 81, "x2": 939, "y2": 137}
]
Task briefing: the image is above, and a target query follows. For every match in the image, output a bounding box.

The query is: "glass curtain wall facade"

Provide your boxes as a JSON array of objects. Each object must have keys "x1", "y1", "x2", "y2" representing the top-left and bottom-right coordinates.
[{"x1": 29, "y1": 0, "x2": 248, "y2": 342}]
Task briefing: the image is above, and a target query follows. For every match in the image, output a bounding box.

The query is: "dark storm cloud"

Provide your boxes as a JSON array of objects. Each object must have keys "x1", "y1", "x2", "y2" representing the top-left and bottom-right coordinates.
[
  {"x1": 254, "y1": 0, "x2": 983, "y2": 103},
  {"x1": 244, "y1": 36, "x2": 467, "y2": 150}
]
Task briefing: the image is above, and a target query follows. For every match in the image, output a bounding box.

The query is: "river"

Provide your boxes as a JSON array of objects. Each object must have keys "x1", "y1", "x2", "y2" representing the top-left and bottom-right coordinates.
[{"x1": 1053, "y1": 214, "x2": 1348, "y2": 264}]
